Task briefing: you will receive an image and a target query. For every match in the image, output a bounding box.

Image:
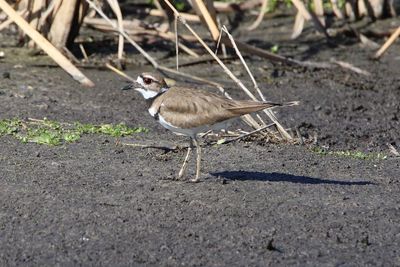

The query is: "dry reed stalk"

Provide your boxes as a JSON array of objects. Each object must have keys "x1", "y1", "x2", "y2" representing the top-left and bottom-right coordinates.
[
  {"x1": 291, "y1": 0, "x2": 312, "y2": 20},
  {"x1": 176, "y1": 0, "x2": 313, "y2": 67},
  {"x1": 290, "y1": 0, "x2": 328, "y2": 37},
  {"x1": 153, "y1": 0, "x2": 167, "y2": 18},
  {"x1": 343, "y1": 25, "x2": 382, "y2": 49},
  {"x1": 215, "y1": 24, "x2": 227, "y2": 58},
  {"x1": 358, "y1": 0, "x2": 368, "y2": 17},
  {"x1": 48, "y1": 0, "x2": 78, "y2": 48},
  {"x1": 221, "y1": 26, "x2": 263, "y2": 101},
  {"x1": 38, "y1": 0, "x2": 62, "y2": 30},
  {"x1": 387, "y1": 143, "x2": 400, "y2": 157},
  {"x1": 313, "y1": 0, "x2": 325, "y2": 26},
  {"x1": 373, "y1": 26, "x2": 400, "y2": 59},
  {"x1": 105, "y1": 63, "x2": 135, "y2": 82},
  {"x1": 0, "y1": 9, "x2": 27, "y2": 31},
  {"x1": 359, "y1": 33, "x2": 380, "y2": 49},
  {"x1": 216, "y1": 16, "x2": 227, "y2": 57},
  {"x1": 345, "y1": 1, "x2": 356, "y2": 20},
  {"x1": 85, "y1": 2, "x2": 211, "y2": 88},
  {"x1": 0, "y1": 0, "x2": 94, "y2": 87},
  {"x1": 330, "y1": 0, "x2": 344, "y2": 18},
  {"x1": 122, "y1": 141, "x2": 181, "y2": 151},
  {"x1": 221, "y1": 36, "x2": 305, "y2": 66},
  {"x1": 62, "y1": 46, "x2": 80, "y2": 63},
  {"x1": 169, "y1": 56, "x2": 235, "y2": 68},
  {"x1": 388, "y1": 0, "x2": 397, "y2": 16},
  {"x1": 191, "y1": 0, "x2": 219, "y2": 40},
  {"x1": 149, "y1": 9, "x2": 200, "y2": 22},
  {"x1": 255, "y1": 114, "x2": 267, "y2": 127},
  {"x1": 222, "y1": 25, "x2": 268, "y2": 128},
  {"x1": 84, "y1": 17, "x2": 142, "y2": 28},
  {"x1": 174, "y1": 14, "x2": 179, "y2": 70},
  {"x1": 247, "y1": 0, "x2": 269, "y2": 31},
  {"x1": 85, "y1": 0, "x2": 158, "y2": 68},
  {"x1": 330, "y1": 59, "x2": 371, "y2": 76},
  {"x1": 17, "y1": 0, "x2": 29, "y2": 12},
  {"x1": 78, "y1": 0, "x2": 89, "y2": 23},
  {"x1": 358, "y1": 0, "x2": 384, "y2": 18},
  {"x1": 222, "y1": 25, "x2": 294, "y2": 139},
  {"x1": 28, "y1": 0, "x2": 44, "y2": 31},
  {"x1": 79, "y1": 43, "x2": 89, "y2": 61},
  {"x1": 84, "y1": 17, "x2": 199, "y2": 57},
  {"x1": 291, "y1": 11, "x2": 305, "y2": 39},
  {"x1": 218, "y1": 122, "x2": 276, "y2": 145},
  {"x1": 215, "y1": 25, "x2": 224, "y2": 55},
  {"x1": 27, "y1": 0, "x2": 45, "y2": 47},
  {"x1": 106, "y1": 0, "x2": 124, "y2": 63}
]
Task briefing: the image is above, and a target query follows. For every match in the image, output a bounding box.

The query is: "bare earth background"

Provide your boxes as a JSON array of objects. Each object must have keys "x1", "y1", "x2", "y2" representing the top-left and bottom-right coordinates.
[{"x1": 0, "y1": 14, "x2": 400, "y2": 266}]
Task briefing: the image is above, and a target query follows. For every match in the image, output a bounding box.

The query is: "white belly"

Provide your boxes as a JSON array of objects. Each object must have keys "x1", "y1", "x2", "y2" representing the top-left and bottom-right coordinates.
[{"x1": 158, "y1": 114, "x2": 232, "y2": 138}]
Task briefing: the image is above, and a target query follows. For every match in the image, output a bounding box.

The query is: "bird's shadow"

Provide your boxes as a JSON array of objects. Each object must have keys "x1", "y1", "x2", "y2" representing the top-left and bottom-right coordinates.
[{"x1": 211, "y1": 171, "x2": 373, "y2": 186}]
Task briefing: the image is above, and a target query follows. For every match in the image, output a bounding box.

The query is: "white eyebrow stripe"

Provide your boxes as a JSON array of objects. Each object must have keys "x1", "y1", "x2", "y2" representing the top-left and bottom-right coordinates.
[
  {"x1": 142, "y1": 74, "x2": 157, "y2": 80},
  {"x1": 136, "y1": 76, "x2": 144, "y2": 86}
]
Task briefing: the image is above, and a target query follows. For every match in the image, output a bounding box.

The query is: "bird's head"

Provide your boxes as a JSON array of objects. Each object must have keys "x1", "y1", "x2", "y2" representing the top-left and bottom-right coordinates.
[{"x1": 121, "y1": 72, "x2": 169, "y2": 99}]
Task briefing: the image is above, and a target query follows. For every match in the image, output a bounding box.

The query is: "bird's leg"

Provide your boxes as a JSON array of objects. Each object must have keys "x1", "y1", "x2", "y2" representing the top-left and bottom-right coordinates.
[
  {"x1": 178, "y1": 138, "x2": 193, "y2": 179},
  {"x1": 191, "y1": 137, "x2": 201, "y2": 183}
]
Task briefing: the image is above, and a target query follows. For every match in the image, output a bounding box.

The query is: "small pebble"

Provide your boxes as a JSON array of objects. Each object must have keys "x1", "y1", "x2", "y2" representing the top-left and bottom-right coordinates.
[{"x1": 266, "y1": 239, "x2": 277, "y2": 251}]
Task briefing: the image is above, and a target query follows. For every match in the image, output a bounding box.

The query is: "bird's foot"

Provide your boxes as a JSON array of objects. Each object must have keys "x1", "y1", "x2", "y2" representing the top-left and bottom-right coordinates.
[
  {"x1": 188, "y1": 176, "x2": 201, "y2": 183},
  {"x1": 177, "y1": 172, "x2": 186, "y2": 181}
]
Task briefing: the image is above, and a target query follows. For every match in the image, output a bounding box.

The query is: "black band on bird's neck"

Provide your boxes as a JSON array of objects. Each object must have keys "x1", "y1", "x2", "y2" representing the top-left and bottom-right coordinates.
[{"x1": 144, "y1": 88, "x2": 168, "y2": 114}]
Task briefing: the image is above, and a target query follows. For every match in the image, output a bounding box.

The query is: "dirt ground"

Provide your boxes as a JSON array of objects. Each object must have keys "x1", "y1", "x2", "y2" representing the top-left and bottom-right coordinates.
[{"x1": 0, "y1": 12, "x2": 400, "y2": 266}]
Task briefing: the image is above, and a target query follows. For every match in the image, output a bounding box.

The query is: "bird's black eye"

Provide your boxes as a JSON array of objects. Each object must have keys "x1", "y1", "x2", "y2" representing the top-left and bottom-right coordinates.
[{"x1": 143, "y1": 77, "x2": 152, "y2": 85}]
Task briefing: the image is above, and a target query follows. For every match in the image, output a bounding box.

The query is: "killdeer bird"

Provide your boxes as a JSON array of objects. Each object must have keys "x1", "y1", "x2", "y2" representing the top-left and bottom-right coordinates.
[{"x1": 122, "y1": 72, "x2": 297, "y2": 182}]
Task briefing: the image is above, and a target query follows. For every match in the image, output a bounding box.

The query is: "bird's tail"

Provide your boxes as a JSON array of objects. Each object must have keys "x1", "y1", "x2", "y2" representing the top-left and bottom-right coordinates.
[{"x1": 227, "y1": 100, "x2": 299, "y2": 115}]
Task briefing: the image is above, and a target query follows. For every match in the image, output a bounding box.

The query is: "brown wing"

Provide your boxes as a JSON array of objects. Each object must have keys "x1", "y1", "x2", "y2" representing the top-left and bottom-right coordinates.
[
  {"x1": 154, "y1": 87, "x2": 277, "y2": 129},
  {"x1": 225, "y1": 100, "x2": 282, "y2": 115}
]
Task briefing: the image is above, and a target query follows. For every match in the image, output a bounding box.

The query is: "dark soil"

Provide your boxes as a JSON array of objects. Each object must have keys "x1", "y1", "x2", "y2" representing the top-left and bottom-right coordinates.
[{"x1": 0, "y1": 13, "x2": 399, "y2": 266}]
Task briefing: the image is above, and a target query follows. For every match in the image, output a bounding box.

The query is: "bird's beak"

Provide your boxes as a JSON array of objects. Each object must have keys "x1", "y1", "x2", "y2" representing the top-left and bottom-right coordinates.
[{"x1": 121, "y1": 81, "x2": 140, "y2": 90}]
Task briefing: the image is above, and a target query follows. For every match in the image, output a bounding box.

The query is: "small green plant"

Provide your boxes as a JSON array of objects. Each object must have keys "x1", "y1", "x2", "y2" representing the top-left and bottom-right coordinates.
[
  {"x1": 74, "y1": 123, "x2": 98, "y2": 134},
  {"x1": 311, "y1": 146, "x2": 387, "y2": 160},
  {"x1": 23, "y1": 128, "x2": 61, "y2": 145},
  {"x1": 63, "y1": 132, "x2": 81, "y2": 143},
  {"x1": 0, "y1": 118, "x2": 20, "y2": 135},
  {"x1": 338, "y1": 0, "x2": 346, "y2": 9},
  {"x1": 173, "y1": 0, "x2": 186, "y2": 11},
  {"x1": 270, "y1": 45, "x2": 279, "y2": 53},
  {"x1": 0, "y1": 118, "x2": 148, "y2": 146}
]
